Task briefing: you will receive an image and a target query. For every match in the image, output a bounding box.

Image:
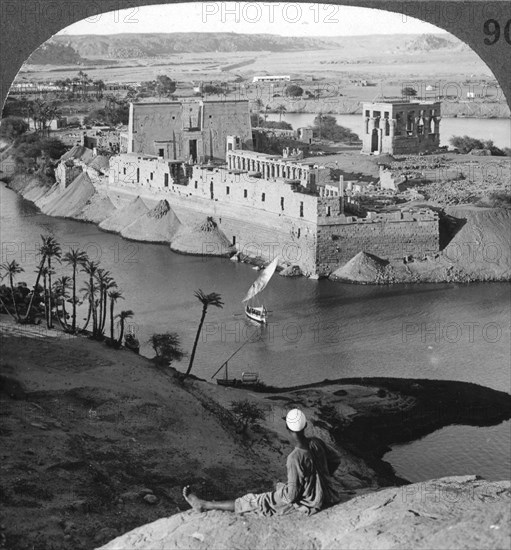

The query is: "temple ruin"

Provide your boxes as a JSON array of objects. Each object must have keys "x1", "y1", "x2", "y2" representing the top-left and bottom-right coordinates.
[{"x1": 361, "y1": 101, "x2": 441, "y2": 155}]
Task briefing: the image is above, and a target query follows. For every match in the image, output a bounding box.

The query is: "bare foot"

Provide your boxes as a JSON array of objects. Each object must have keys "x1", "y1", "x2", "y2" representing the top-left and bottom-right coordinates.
[{"x1": 182, "y1": 485, "x2": 206, "y2": 512}]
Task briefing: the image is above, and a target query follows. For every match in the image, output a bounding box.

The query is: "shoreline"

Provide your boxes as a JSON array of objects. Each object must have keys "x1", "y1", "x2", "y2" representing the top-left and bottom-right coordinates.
[
  {"x1": 2, "y1": 174, "x2": 510, "y2": 285},
  {"x1": 261, "y1": 99, "x2": 511, "y2": 121},
  {"x1": 277, "y1": 108, "x2": 511, "y2": 121}
]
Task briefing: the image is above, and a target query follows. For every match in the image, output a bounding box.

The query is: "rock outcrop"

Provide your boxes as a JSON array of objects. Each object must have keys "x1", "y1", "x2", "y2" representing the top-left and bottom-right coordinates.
[
  {"x1": 99, "y1": 476, "x2": 511, "y2": 550},
  {"x1": 279, "y1": 264, "x2": 303, "y2": 277}
]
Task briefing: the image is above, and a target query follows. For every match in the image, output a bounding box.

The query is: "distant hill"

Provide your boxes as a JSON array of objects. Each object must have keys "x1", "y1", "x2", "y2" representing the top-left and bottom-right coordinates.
[
  {"x1": 404, "y1": 33, "x2": 468, "y2": 51},
  {"x1": 28, "y1": 32, "x2": 468, "y2": 65},
  {"x1": 27, "y1": 42, "x2": 86, "y2": 65},
  {"x1": 51, "y1": 32, "x2": 336, "y2": 59}
]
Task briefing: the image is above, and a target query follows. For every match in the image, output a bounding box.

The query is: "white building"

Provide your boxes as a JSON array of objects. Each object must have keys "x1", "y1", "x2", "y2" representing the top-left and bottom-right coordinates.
[{"x1": 252, "y1": 75, "x2": 291, "y2": 83}]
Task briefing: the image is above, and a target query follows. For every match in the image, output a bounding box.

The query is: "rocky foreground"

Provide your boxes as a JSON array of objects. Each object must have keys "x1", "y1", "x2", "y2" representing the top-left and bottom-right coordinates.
[
  {"x1": 99, "y1": 476, "x2": 511, "y2": 550},
  {"x1": 1, "y1": 320, "x2": 510, "y2": 549}
]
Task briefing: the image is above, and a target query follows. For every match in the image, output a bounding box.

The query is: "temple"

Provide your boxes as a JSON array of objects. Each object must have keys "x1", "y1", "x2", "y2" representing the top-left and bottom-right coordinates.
[
  {"x1": 127, "y1": 99, "x2": 253, "y2": 162},
  {"x1": 361, "y1": 101, "x2": 441, "y2": 155}
]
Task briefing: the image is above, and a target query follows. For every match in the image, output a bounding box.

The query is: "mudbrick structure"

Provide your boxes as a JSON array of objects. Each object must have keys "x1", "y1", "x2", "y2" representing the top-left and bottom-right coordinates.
[{"x1": 361, "y1": 101, "x2": 441, "y2": 155}]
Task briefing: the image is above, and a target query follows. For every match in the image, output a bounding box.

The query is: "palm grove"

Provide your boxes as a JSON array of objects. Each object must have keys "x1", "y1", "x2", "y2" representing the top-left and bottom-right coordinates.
[
  {"x1": 0, "y1": 235, "x2": 227, "y2": 376},
  {"x1": 0, "y1": 235, "x2": 133, "y2": 347}
]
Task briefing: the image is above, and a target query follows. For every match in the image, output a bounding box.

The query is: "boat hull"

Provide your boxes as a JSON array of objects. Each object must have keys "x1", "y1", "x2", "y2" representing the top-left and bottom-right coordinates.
[
  {"x1": 245, "y1": 305, "x2": 267, "y2": 324},
  {"x1": 216, "y1": 379, "x2": 241, "y2": 387}
]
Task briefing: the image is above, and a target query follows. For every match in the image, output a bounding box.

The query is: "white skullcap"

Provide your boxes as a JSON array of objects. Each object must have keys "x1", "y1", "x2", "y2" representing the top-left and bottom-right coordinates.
[{"x1": 285, "y1": 409, "x2": 307, "y2": 432}]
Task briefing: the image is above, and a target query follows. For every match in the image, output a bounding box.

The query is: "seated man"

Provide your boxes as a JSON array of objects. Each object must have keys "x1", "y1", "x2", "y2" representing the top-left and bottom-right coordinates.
[{"x1": 183, "y1": 408, "x2": 342, "y2": 516}]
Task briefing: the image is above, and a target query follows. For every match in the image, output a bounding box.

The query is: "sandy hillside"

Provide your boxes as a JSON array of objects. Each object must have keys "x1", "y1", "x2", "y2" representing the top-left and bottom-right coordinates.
[
  {"x1": 170, "y1": 217, "x2": 234, "y2": 256},
  {"x1": 442, "y1": 206, "x2": 511, "y2": 280},
  {"x1": 99, "y1": 196, "x2": 149, "y2": 233},
  {"x1": 8, "y1": 173, "x2": 54, "y2": 204},
  {"x1": 331, "y1": 251, "x2": 390, "y2": 283},
  {"x1": 41, "y1": 172, "x2": 95, "y2": 218},
  {"x1": 121, "y1": 200, "x2": 182, "y2": 243},
  {"x1": 77, "y1": 193, "x2": 116, "y2": 224}
]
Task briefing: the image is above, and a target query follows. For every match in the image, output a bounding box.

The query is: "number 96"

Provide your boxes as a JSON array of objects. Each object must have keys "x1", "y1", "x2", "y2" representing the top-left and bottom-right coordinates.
[{"x1": 483, "y1": 19, "x2": 511, "y2": 45}]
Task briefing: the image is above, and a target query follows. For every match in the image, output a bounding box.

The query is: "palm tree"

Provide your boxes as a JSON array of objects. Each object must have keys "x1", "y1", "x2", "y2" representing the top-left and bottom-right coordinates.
[
  {"x1": 79, "y1": 280, "x2": 98, "y2": 333},
  {"x1": 23, "y1": 235, "x2": 58, "y2": 323},
  {"x1": 81, "y1": 260, "x2": 99, "y2": 336},
  {"x1": 41, "y1": 266, "x2": 49, "y2": 327},
  {"x1": 77, "y1": 71, "x2": 90, "y2": 100},
  {"x1": 0, "y1": 260, "x2": 24, "y2": 322},
  {"x1": 71, "y1": 76, "x2": 81, "y2": 97},
  {"x1": 93, "y1": 79, "x2": 105, "y2": 100},
  {"x1": 104, "y1": 93, "x2": 117, "y2": 110},
  {"x1": 185, "y1": 290, "x2": 224, "y2": 377},
  {"x1": 19, "y1": 96, "x2": 30, "y2": 125},
  {"x1": 276, "y1": 104, "x2": 287, "y2": 122},
  {"x1": 44, "y1": 238, "x2": 62, "y2": 328},
  {"x1": 53, "y1": 276, "x2": 71, "y2": 331},
  {"x1": 95, "y1": 268, "x2": 115, "y2": 336},
  {"x1": 116, "y1": 310, "x2": 134, "y2": 346},
  {"x1": 316, "y1": 112, "x2": 326, "y2": 140},
  {"x1": 101, "y1": 275, "x2": 117, "y2": 335},
  {"x1": 29, "y1": 99, "x2": 60, "y2": 136},
  {"x1": 63, "y1": 248, "x2": 88, "y2": 332},
  {"x1": 254, "y1": 98, "x2": 264, "y2": 113},
  {"x1": 108, "y1": 290, "x2": 124, "y2": 342}
]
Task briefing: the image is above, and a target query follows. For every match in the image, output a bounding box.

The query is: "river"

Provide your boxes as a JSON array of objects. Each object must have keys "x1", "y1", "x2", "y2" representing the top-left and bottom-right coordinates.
[
  {"x1": 1, "y1": 182, "x2": 509, "y2": 482},
  {"x1": 266, "y1": 113, "x2": 511, "y2": 149}
]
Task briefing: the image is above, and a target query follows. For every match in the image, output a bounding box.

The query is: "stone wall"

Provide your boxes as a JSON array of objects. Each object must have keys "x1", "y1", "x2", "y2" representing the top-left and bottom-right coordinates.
[
  {"x1": 82, "y1": 129, "x2": 120, "y2": 152},
  {"x1": 188, "y1": 165, "x2": 318, "y2": 222},
  {"x1": 107, "y1": 159, "x2": 439, "y2": 277},
  {"x1": 55, "y1": 162, "x2": 82, "y2": 191},
  {"x1": 103, "y1": 181, "x2": 318, "y2": 274},
  {"x1": 108, "y1": 154, "x2": 188, "y2": 192},
  {"x1": 316, "y1": 210, "x2": 439, "y2": 275}
]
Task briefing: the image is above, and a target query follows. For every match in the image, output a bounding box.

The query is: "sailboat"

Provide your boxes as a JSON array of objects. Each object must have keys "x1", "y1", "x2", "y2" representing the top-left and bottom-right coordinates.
[{"x1": 242, "y1": 257, "x2": 279, "y2": 324}]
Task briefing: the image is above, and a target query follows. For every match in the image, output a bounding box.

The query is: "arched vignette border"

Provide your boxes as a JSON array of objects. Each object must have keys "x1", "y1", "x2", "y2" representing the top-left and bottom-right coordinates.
[{"x1": 0, "y1": 0, "x2": 510, "y2": 111}]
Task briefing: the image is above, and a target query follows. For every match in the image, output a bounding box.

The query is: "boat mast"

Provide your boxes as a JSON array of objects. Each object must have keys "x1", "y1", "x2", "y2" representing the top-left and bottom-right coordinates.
[{"x1": 210, "y1": 327, "x2": 260, "y2": 379}]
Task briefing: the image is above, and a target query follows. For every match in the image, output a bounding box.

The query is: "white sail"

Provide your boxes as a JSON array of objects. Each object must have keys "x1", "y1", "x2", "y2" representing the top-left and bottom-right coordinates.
[{"x1": 242, "y1": 257, "x2": 279, "y2": 303}]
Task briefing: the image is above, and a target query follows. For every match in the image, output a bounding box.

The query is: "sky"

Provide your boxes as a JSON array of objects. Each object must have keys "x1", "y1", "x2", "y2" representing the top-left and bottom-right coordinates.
[{"x1": 57, "y1": 2, "x2": 446, "y2": 37}]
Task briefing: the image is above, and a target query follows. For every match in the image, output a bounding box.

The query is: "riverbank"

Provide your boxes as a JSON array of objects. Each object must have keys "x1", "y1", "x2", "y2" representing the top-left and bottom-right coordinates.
[
  {"x1": 1, "y1": 320, "x2": 510, "y2": 549},
  {"x1": 3, "y1": 168, "x2": 511, "y2": 284}
]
